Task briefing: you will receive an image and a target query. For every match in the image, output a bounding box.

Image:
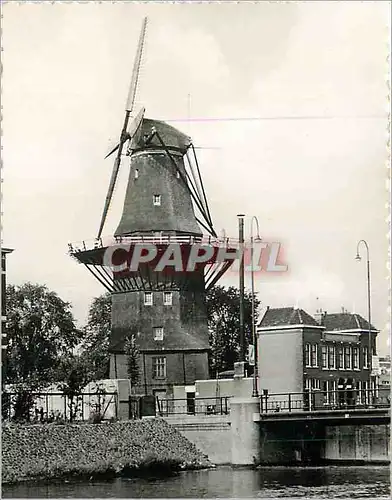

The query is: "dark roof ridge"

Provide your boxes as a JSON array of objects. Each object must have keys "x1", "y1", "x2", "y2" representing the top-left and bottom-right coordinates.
[{"x1": 258, "y1": 306, "x2": 320, "y2": 328}]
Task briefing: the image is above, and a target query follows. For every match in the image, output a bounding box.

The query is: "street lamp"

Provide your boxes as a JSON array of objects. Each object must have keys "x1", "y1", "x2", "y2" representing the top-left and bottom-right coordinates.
[
  {"x1": 355, "y1": 239, "x2": 373, "y2": 399},
  {"x1": 251, "y1": 216, "x2": 261, "y2": 398}
]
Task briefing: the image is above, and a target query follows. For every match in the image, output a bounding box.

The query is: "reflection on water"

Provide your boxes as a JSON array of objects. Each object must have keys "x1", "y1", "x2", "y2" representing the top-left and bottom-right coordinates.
[{"x1": 2, "y1": 465, "x2": 390, "y2": 499}]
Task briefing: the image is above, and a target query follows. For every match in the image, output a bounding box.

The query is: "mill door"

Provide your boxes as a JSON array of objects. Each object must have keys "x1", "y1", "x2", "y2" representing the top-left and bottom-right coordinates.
[{"x1": 186, "y1": 392, "x2": 196, "y2": 415}]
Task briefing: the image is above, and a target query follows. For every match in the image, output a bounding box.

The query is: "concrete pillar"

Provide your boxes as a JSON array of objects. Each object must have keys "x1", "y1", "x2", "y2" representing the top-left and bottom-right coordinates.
[
  {"x1": 231, "y1": 397, "x2": 260, "y2": 466},
  {"x1": 233, "y1": 361, "x2": 248, "y2": 397}
]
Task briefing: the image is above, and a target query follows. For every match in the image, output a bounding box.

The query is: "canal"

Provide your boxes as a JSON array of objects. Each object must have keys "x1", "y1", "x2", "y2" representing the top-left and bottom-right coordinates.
[{"x1": 2, "y1": 465, "x2": 390, "y2": 499}]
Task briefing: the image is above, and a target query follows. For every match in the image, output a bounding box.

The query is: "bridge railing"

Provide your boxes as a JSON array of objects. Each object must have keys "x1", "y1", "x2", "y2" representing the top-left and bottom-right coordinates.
[
  {"x1": 156, "y1": 396, "x2": 231, "y2": 416},
  {"x1": 260, "y1": 389, "x2": 390, "y2": 414}
]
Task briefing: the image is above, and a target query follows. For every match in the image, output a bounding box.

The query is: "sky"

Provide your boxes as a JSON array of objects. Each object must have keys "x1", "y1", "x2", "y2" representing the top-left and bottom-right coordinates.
[{"x1": 2, "y1": 2, "x2": 390, "y2": 354}]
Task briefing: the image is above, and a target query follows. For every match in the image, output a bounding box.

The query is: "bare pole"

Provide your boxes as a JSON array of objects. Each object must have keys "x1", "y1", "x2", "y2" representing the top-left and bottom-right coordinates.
[
  {"x1": 355, "y1": 239, "x2": 372, "y2": 398},
  {"x1": 238, "y1": 214, "x2": 245, "y2": 363},
  {"x1": 251, "y1": 216, "x2": 261, "y2": 397}
]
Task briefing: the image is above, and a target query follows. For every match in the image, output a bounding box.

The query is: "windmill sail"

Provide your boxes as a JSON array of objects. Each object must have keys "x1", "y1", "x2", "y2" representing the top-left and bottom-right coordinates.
[
  {"x1": 126, "y1": 17, "x2": 147, "y2": 113},
  {"x1": 97, "y1": 17, "x2": 148, "y2": 239}
]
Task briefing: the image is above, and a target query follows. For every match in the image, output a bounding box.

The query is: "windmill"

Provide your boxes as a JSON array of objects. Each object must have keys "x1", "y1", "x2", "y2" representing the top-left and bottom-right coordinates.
[{"x1": 69, "y1": 18, "x2": 238, "y2": 392}]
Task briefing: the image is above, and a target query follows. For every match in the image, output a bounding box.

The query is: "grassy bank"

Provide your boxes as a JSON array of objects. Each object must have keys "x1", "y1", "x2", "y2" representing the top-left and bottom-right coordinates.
[{"x1": 1, "y1": 418, "x2": 211, "y2": 484}]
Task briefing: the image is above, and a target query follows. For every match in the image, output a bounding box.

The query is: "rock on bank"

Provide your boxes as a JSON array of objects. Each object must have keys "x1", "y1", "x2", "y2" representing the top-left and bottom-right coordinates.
[{"x1": 2, "y1": 418, "x2": 211, "y2": 484}]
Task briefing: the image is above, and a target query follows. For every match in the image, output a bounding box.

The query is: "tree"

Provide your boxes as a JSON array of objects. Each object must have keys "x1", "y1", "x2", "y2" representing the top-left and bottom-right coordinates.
[
  {"x1": 55, "y1": 352, "x2": 93, "y2": 421},
  {"x1": 5, "y1": 283, "x2": 81, "y2": 419},
  {"x1": 81, "y1": 293, "x2": 111, "y2": 380},
  {"x1": 206, "y1": 285, "x2": 260, "y2": 377},
  {"x1": 124, "y1": 331, "x2": 140, "y2": 389}
]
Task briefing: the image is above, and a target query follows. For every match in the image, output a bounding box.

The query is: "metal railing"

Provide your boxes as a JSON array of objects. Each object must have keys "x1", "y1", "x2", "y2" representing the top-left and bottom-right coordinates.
[
  {"x1": 2, "y1": 391, "x2": 118, "y2": 422},
  {"x1": 260, "y1": 389, "x2": 390, "y2": 414},
  {"x1": 68, "y1": 234, "x2": 248, "y2": 254},
  {"x1": 156, "y1": 396, "x2": 231, "y2": 416}
]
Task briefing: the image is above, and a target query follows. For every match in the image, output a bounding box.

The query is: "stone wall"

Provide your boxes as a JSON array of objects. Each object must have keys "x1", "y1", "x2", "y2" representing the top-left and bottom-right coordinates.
[
  {"x1": 323, "y1": 424, "x2": 390, "y2": 462},
  {"x1": 2, "y1": 418, "x2": 210, "y2": 484},
  {"x1": 164, "y1": 414, "x2": 231, "y2": 465}
]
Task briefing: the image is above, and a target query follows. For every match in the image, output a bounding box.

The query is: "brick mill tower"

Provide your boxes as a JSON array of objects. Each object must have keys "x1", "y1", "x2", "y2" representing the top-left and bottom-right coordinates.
[{"x1": 69, "y1": 18, "x2": 235, "y2": 398}]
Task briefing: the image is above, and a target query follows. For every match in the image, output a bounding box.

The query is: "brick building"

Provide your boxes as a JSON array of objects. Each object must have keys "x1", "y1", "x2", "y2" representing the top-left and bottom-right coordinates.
[
  {"x1": 1, "y1": 248, "x2": 13, "y2": 352},
  {"x1": 257, "y1": 307, "x2": 379, "y2": 406},
  {"x1": 378, "y1": 355, "x2": 391, "y2": 398},
  {"x1": 1, "y1": 247, "x2": 13, "y2": 385}
]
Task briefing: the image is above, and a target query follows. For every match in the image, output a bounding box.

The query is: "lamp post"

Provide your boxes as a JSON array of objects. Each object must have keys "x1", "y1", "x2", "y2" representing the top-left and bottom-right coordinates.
[
  {"x1": 355, "y1": 240, "x2": 372, "y2": 399},
  {"x1": 250, "y1": 216, "x2": 261, "y2": 398}
]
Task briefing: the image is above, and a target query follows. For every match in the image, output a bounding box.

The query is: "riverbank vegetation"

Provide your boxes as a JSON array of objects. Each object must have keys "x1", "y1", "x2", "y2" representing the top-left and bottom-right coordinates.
[{"x1": 2, "y1": 418, "x2": 211, "y2": 484}]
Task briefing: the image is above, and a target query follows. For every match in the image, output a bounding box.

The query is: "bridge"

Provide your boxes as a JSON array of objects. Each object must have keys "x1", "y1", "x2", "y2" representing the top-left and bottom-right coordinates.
[
  {"x1": 157, "y1": 388, "x2": 389, "y2": 421},
  {"x1": 160, "y1": 389, "x2": 390, "y2": 466},
  {"x1": 259, "y1": 389, "x2": 390, "y2": 426}
]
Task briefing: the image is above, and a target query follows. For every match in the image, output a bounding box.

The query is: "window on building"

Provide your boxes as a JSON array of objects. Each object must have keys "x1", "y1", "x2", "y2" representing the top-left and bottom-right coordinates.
[
  {"x1": 362, "y1": 380, "x2": 369, "y2": 404},
  {"x1": 176, "y1": 171, "x2": 180, "y2": 179},
  {"x1": 311, "y1": 344, "x2": 318, "y2": 367},
  {"x1": 338, "y1": 346, "x2": 344, "y2": 369},
  {"x1": 305, "y1": 378, "x2": 320, "y2": 392},
  {"x1": 135, "y1": 169, "x2": 139, "y2": 179},
  {"x1": 353, "y1": 347, "x2": 359, "y2": 369},
  {"x1": 311, "y1": 378, "x2": 320, "y2": 390},
  {"x1": 144, "y1": 292, "x2": 153, "y2": 306},
  {"x1": 153, "y1": 194, "x2": 161, "y2": 206},
  {"x1": 330, "y1": 380, "x2": 337, "y2": 405},
  {"x1": 321, "y1": 345, "x2": 327, "y2": 369},
  {"x1": 154, "y1": 327, "x2": 164, "y2": 341},
  {"x1": 152, "y1": 357, "x2": 166, "y2": 379},
  {"x1": 328, "y1": 345, "x2": 336, "y2": 369},
  {"x1": 163, "y1": 292, "x2": 172, "y2": 306},
  {"x1": 357, "y1": 380, "x2": 362, "y2": 404},
  {"x1": 344, "y1": 346, "x2": 352, "y2": 369},
  {"x1": 305, "y1": 343, "x2": 311, "y2": 367},
  {"x1": 363, "y1": 346, "x2": 369, "y2": 369}
]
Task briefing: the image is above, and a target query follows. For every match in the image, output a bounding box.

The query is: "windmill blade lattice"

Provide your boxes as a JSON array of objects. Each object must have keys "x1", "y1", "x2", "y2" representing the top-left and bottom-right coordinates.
[{"x1": 97, "y1": 17, "x2": 148, "y2": 239}]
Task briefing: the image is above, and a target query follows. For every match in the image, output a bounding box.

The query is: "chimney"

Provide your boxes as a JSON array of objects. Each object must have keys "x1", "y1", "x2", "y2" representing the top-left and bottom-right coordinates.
[{"x1": 314, "y1": 308, "x2": 326, "y2": 325}]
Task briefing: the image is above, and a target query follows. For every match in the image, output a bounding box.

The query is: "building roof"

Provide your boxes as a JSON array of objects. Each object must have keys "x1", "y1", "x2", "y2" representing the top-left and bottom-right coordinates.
[
  {"x1": 258, "y1": 307, "x2": 321, "y2": 329},
  {"x1": 323, "y1": 312, "x2": 378, "y2": 332}
]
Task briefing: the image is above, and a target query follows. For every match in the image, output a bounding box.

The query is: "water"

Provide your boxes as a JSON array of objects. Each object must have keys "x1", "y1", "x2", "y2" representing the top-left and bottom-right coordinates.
[{"x1": 2, "y1": 465, "x2": 390, "y2": 499}]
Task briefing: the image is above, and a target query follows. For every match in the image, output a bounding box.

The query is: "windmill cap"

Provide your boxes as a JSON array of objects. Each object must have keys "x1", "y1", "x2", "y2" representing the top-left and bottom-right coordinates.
[{"x1": 136, "y1": 118, "x2": 192, "y2": 153}]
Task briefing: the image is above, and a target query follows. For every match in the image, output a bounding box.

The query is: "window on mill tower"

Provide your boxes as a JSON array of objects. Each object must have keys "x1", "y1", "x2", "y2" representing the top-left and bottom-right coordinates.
[
  {"x1": 153, "y1": 194, "x2": 161, "y2": 206},
  {"x1": 144, "y1": 292, "x2": 153, "y2": 306},
  {"x1": 154, "y1": 327, "x2": 164, "y2": 341}
]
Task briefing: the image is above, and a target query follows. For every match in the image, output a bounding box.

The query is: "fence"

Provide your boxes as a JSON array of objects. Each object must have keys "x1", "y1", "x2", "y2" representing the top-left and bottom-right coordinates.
[
  {"x1": 2, "y1": 390, "x2": 118, "y2": 422},
  {"x1": 260, "y1": 389, "x2": 391, "y2": 413},
  {"x1": 156, "y1": 396, "x2": 231, "y2": 416}
]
